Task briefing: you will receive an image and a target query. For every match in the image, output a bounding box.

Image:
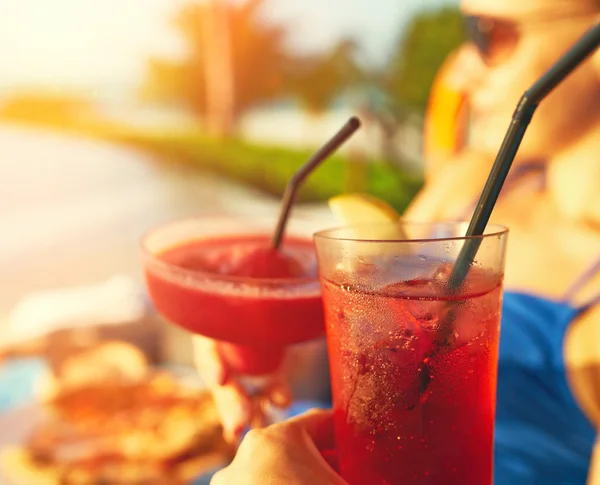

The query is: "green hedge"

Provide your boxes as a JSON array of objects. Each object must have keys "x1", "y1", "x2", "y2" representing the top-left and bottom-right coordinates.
[{"x1": 108, "y1": 129, "x2": 423, "y2": 213}]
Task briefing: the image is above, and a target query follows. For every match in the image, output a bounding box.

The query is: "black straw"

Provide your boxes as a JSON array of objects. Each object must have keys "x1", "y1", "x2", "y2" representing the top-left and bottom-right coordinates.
[
  {"x1": 448, "y1": 21, "x2": 600, "y2": 290},
  {"x1": 271, "y1": 116, "x2": 361, "y2": 249}
]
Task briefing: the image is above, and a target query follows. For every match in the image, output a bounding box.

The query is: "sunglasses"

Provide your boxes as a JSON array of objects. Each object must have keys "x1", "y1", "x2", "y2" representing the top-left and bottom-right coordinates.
[
  {"x1": 464, "y1": 12, "x2": 597, "y2": 66},
  {"x1": 464, "y1": 15, "x2": 519, "y2": 66}
]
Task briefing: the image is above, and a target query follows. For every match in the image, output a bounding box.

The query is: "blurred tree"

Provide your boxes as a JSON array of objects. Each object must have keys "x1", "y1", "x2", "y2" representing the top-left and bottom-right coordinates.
[
  {"x1": 286, "y1": 39, "x2": 364, "y2": 115},
  {"x1": 386, "y1": 6, "x2": 465, "y2": 116},
  {"x1": 143, "y1": 0, "x2": 290, "y2": 137}
]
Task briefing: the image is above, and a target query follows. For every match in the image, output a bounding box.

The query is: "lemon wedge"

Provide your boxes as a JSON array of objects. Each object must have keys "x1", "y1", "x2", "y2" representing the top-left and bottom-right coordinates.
[
  {"x1": 328, "y1": 193, "x2": 408, "y2": 240},
  {"x1": 324, "y1": 194, "x2": 412, "y2": 275},
  {"x1": 328, "y1": 193, "x2": 401, "y2": 226}
]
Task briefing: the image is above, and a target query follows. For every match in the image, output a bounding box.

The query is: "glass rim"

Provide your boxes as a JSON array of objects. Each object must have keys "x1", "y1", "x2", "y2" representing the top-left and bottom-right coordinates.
[
  {"x1": 140, "y1": 216, "x2": 324, "y2": 285},
  {"x1": 313, "y1": 221, "x2": 509, "y2": 244}
]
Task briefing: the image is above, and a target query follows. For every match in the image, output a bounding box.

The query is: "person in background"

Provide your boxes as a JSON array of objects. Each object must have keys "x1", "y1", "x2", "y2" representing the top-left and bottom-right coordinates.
[
  {"x1": 200, "y1": 0, "x2": 600, "y2": 483},
  {"x1": 408, "y1": 3, "x2": 600, "y2": 484}
]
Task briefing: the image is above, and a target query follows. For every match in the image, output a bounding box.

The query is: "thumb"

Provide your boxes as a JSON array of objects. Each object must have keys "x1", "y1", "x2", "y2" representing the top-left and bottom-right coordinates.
[{"x1": 288, "y1": 409, "x2": 335, "y2": 451}]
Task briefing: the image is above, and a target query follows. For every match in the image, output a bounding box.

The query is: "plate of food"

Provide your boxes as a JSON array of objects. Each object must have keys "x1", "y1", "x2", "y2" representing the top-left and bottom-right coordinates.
[{"x1": 0, "y1": 341, "x2": 235, "y2": 485}]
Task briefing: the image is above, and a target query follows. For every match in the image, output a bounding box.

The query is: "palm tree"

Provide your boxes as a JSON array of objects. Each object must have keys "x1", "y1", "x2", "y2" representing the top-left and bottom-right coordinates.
[
  {"x1": 201, "y1": 0, "x2": 236, "y2": 137},
  {"x1": 144, "y1": 0, "x2": 290, "y2": 137}
]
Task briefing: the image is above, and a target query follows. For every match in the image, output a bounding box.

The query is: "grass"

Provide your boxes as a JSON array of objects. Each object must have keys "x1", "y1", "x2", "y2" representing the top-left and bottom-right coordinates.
[{"x1": 0, "y1": 114, "x2": 424, "y2": 213}]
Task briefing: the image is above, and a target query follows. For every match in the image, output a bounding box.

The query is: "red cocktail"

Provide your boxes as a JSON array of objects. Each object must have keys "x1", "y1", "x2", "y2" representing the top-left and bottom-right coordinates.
[
  {"x1": 315, "y1": 222, "x2": 507, "y2": 485},
  {"x1": 142, "y1": 217, "x2": 326, "y2": 377}
]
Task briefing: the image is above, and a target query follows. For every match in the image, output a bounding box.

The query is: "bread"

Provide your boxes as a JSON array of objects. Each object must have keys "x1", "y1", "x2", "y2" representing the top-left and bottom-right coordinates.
[
  {"x1": 41, "y1": 341, "x2": 149, "y2": 401},
  {"x1": 0, "y1": 341, "x2": 234, "y2": 484},
  {"x1": 0, "y1": 444, "x2": 229, "y2": 485}
]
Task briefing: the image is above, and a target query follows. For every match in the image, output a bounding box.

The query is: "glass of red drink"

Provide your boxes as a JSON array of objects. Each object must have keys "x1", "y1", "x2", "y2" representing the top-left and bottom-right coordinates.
[
  {"x1": 314, "y1": 222, "x2": 508, "y2": 485},
  {"x1": 142, "y1": 216, "x2": 328, "y2": 422}
]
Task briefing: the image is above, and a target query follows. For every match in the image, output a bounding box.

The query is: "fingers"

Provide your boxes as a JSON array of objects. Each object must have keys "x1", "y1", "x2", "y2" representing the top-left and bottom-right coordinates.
[
  {"x1": 192, "y1": 335, "x2": 229, "y2": 387},
  {"x1": 212, "y1": 409, "x2": 343, "y2": 485},
  {"x1": 192, "y1": 336, "x2": 248, "y2": 441},
  {"x1": 212, "y1": 380, "x2": 253, "y2": 443},
  {"x1": 192, "y1": 335, "x2": 295, "y2": 442},
  {"x1": 267, "y1": 375, "x2": 292, "y2": 408}
]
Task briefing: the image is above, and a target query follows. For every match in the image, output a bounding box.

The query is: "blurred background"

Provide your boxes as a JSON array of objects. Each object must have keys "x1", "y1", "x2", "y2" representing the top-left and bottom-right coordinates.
[
  {"x1": 0, "y1": 1, "x2": 468, "y2": 480},
  {"x1": 0, "y1": 0, "x2": 464, "y2": 367}
]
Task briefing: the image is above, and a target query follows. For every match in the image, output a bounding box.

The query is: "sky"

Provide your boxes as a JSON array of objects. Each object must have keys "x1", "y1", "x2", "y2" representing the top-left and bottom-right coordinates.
[{"x1": 0, "y1": 0, "x2": 455, "y2": 94}]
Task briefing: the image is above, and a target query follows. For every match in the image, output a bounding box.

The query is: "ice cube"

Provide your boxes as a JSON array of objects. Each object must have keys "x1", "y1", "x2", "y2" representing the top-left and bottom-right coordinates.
[{"x1": 382, "y1": 279, "x2": 450, "y2": 333}]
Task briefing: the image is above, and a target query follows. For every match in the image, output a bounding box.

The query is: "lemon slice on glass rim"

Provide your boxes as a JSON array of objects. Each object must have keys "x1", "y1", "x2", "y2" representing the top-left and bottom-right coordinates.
[
  {"x1": 327, "y1": 193, "x2": 407, "y2": 239},
  {"x1": 326, "y1": 194, "x2": 412, "y2": 272}
]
